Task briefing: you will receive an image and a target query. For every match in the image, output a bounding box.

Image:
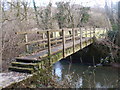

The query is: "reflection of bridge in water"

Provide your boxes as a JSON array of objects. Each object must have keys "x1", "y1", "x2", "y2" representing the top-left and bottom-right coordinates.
[{"x1": 9, "y1": 28, "x2": 107, "y2": 73}]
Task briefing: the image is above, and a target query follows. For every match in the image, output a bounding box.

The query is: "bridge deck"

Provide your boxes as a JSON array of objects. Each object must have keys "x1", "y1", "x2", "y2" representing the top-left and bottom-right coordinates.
[{"x1": 17, "y1": 37, "x2": 92, "y2": 61}]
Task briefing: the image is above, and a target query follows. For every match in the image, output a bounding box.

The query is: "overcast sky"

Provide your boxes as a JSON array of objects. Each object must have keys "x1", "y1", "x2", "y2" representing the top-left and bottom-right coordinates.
[{"x1": 6, "y1": 0, "x2": 120, "y2": 8}]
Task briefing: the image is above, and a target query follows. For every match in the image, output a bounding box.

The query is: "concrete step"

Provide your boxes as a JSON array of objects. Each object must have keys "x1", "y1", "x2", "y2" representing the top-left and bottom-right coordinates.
[
  {"x1": 9, "y1": 66, "x2": 34, "y2": 74},
  {"x1": 11, "y1": 62, "x2": 38, "y2": 69}
]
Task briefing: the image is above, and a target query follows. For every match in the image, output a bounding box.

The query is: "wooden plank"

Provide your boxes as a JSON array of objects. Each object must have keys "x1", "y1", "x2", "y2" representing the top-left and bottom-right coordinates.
[
  {"x1": 51, "y1": 39, "x2": 62, "y2": 44},
  {"x1": 51, "y1": 49, "x2": 63, "y2": 55},
  {"x1": 15, "y1": 57, "x2": 38, "y2": 61},
  {"x1": 66, "y1": 37, "x2": 72, "y2": 41},
  {"x1": 15, "y1": 29, "x2": 62, "y2": 35},
  {"x1": 15, "y1": 30, "x2": 47, "y2": 35},
  {"x1": 18, "y1": 39, "x2": 48, "y2": 46},
  {"x1": 38, "y1": 42, "x2": 48, "y2": 47},
  {"x1": 50, "y1": 36, "x2": 62, "y2": 40}
]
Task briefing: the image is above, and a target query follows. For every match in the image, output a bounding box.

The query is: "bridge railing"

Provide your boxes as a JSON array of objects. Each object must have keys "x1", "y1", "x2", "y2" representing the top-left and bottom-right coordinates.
[{"x1": 15, "y1": 27, "x2": 106, "y2": 57}]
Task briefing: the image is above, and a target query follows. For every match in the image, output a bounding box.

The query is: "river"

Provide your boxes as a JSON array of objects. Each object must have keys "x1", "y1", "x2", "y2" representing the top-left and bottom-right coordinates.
[{"x1": 52, "y1": 59, "x2": 119, "y2": 88}]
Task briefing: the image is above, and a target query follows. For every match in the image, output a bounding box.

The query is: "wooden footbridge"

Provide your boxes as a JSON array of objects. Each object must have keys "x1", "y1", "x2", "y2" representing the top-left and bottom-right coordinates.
[{"x1": 9, "y1": 28, "x2": 107, "y2": 73}]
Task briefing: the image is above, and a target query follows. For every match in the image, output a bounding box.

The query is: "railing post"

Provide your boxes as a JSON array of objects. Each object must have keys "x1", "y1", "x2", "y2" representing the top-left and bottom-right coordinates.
[
  {"x1": 62, "y1": 29, "x2": 65, "y2": 58},
  {"x1": 85, "y1": 27, "x2": 87, "y2": 46},
  {"x1": 86, "y1": 27, "x2": 87, "y2": 37},
  {"x1": 104, "y1": 27, "x2": 106, "y2": 38},
  {"x1": 80, "y1": 28, "x2": 82, "y2": 48},
  {"x1": 90, "y1": 27, "x2": 92, "y2": 38},
  {"x1": 24, "y1": 33, "x2": 29, "y2": 53},
  {"x1": 90, "y1": 27, "x2": 92, "y2": 43},
  {"x1": 72, "y1": 28, "x2": 75, "y2": 53},
  {"x1": 42, "y1": 33, "x2": 45, "y2": 48},
  {"x1": 47, "y1": 31, "x2": 51, "y2": 56},
  {"x1": 93, "y1": 27, "x2": 95, "y2": 37},
  {"x1": 55, "y1": 32, "x2": 57, "y2": 45},
  {"x1": 103, "y1": 28, "x2": 106, "y2": 38}
]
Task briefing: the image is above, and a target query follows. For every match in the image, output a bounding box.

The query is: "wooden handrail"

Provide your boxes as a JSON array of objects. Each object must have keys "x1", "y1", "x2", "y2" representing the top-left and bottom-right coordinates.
[
  {"x1": 15, "y1": 29, "x2": 62, "y2": 35},
  {"x1": 16, "y1": 27, "x2": 106, "y2": 55},
  {"x1": 17, "y1": 39, "x2": 48, "y2": 46},
  {"x1": 15, "y1": 30, "x2": 47, "y2": 35}
]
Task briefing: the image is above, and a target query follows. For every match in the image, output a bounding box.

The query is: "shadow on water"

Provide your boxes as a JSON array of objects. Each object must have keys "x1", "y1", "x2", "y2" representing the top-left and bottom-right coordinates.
[{"x1": 52, "y1": 44, "x2": 119, "y2": 88}]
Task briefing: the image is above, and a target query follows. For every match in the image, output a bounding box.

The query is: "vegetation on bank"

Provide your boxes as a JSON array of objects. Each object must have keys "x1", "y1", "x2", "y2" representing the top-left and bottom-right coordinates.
[{"x1": 96, "y1": 1, "x2": 120, "y2": 64}]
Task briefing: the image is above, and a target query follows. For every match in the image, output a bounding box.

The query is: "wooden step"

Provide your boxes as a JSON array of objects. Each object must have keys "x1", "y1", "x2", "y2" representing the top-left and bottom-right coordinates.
[
  {"x1": 11, "y1": 62, "x2": 38, "y2": 69},
  {"x1": 9, "y1": 66, "x2": 34, "y2": 74},
  {"x1": 15, "y1": 57, "x2": 40, "y2": 63}
]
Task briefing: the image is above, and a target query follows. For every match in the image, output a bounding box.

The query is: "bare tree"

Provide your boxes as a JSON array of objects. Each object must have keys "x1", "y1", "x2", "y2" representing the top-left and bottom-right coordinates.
[
  {"x1": 39, "y1": 2, "x2": 52, "y2": 29},
  {"x1": 32, "y1": 0, "x2": 40, "y2": 27},
  {"x1": 0, "y1": 0, "x2": 2, "y2": 72}
]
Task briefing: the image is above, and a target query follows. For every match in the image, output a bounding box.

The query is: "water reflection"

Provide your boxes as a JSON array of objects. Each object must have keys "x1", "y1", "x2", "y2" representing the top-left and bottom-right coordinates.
[
  {"x1": 52, "y1": 59, "x2": 119, "y2": 88},
  {"x1": 52, "y1": 61, "x2": 63, "y2": 81}
]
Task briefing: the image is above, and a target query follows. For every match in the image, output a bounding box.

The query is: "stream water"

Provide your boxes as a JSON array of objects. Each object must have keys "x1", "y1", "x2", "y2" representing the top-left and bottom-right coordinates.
[
  {"x1": 52, "y1": 59, "x2": 119, "y2": 88},
  {"x1": 52, "y1": 44, "x2": 120, "y2": 88}
]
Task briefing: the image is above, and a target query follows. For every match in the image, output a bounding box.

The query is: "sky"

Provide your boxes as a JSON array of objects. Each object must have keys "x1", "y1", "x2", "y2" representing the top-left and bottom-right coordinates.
[
  {"x1": 30, "y1": 0, "x2": 120, "y2": 7},
  {"x1": 5, "y1": 0, "x2": 120, "y2": 8}
]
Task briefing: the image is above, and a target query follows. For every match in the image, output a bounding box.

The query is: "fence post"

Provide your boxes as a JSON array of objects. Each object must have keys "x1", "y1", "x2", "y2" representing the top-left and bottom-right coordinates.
[
  {"x1": 72, "y1": 28, "x2": 75, "y2": 53},
  {"x1": 62, "y1": 29, "x2": 65, "y2": 58},
  {"x1": 24, "y1": 34, "x2": 29, "y2": 53},
  {"x1": 47, "y1": 31, "x2": 51, "y2": 56}
]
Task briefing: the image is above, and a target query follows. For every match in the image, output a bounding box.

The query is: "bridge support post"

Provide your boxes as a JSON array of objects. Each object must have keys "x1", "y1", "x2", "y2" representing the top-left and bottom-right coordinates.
[
  {"x1": 72, "y1": 28, "x2": 75, "y2": 53},
  {"x1": 62, "y1": 29, "x2": 65, "y2": 58},
  {"x1": 47, "y1": 30, "x2": 51, "y2": 64},
  {"x1": 47, "y1": 31, "x2": 51, "y2": 55}
]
